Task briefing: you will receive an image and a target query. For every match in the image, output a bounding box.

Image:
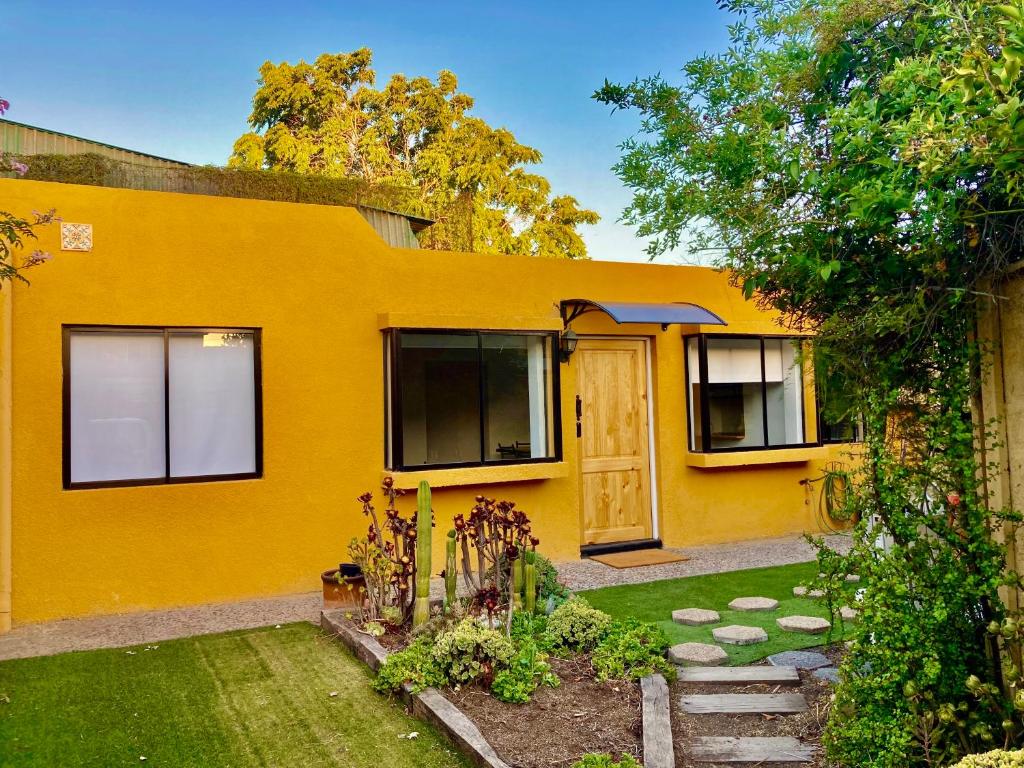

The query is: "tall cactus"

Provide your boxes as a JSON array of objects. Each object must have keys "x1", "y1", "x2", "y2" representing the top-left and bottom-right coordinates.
[
  {"x1": 444, "y1": 529, "x2": 457, "y2": 611},
  {"x1": 412, "y1": 481, "x2": 432, "y2": 628},
  {"x1": 511, "y1": 552, "x2": 524, "y2": 610},
  {"x1": 524, "y1": 551, "x2": 537, "y2": 614}
]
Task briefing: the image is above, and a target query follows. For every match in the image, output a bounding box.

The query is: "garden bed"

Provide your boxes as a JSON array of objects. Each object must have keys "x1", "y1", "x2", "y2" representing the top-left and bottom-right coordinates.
[
  {"x1": 448, "y1": 655, "x2": 643, "y2": 768},
  {"x1": 323, "y1": 610, "x2": 655, "y2": 768}
]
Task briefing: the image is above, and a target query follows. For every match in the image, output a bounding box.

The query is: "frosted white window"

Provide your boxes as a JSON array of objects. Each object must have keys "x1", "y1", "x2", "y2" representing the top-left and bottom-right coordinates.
[
  {"x1": 169, "y1": 332, "x2": 256, "y2": 477},
  {"x1": 66, "y1": 328, "x2": 259, "y2": 487},
  {"x1": 69, "y1": 332, "x2": 166, "y2": 483}
]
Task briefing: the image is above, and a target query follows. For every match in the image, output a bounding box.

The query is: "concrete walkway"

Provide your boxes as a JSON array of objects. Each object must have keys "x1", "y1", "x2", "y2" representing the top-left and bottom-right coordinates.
[
  {"x1": 0, "y1": 533, "x2": 850, "y2": 662},
  {"x1": 560, "y1": 533, "x2": 852, "y2": 591},
  {"x1": 0, "y1": 592, "x2": 322, "y2": 662}
]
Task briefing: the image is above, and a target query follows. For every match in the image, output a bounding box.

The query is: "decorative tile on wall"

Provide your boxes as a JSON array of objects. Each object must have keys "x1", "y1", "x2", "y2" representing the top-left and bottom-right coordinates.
[{"x1": 60, "y1": 222, "x2": 93, "y2": 251}]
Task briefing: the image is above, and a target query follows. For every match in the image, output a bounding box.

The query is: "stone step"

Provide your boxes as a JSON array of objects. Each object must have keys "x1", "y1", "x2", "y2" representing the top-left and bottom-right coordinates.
[
  {"x1": 680, "y1": 693, "x2": 808, "y2": 714},
  {"x1": 677, "y1": 665, "x2": 800, "y2": 685},
  {"x1": 686, "y1": 736, "x2": 815, "y2": 763}
]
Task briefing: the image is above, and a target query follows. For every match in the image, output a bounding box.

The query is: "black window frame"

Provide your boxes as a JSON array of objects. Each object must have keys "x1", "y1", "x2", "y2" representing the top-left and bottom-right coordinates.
[
  {"x1": 62, "y1": 324, "x2": 264, "y2": 490},
  {"x1": 684, "y1": 333, "x2": 820, "y2": 453},
  {"x1": 384, "y1": 328, "x2": 562, "y2": 471}
]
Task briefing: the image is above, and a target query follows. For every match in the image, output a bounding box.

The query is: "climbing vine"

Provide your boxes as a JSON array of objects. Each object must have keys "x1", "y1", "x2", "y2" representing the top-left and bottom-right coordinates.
[{"x1": 596, "y1": 1, "x2": 1024, "y2": 764}]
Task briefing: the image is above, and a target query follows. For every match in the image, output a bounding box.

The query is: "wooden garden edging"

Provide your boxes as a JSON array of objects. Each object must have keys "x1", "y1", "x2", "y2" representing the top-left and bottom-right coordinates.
[
  {"x1": 641, "y1": 673, "x2": 675, "y2": 768},
  {"x1": 321, "y1": 610, "x2": 512, "y2": 768},
  {"x1": 322, "y1": 609, "x2": 677, "y2": 767}
]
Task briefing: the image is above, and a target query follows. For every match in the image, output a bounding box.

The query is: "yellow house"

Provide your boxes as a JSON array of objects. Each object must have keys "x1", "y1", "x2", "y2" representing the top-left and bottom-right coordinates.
[{"x1": 0, "y1": 178, "x2": 856, "y2": 631}]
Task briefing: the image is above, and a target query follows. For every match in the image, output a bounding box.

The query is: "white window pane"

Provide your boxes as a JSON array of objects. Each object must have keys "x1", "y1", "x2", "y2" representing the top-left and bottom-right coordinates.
[
  {"x1": 705, "y1": 338, "x2": 766, "y2": 449},
  {"x1": 168, "y1": 332, "x2": 256, "y2": 477},
  {"x1": 706, "y1": 337, "x2": 762, "y2": 383},
  {"x1": 69, "y1": 332, "x2": 166, "y2": 483},
  {"x1": 766, "y1": 339, "x2": 805, "y2": 446},
  {"x1": 687, "y1": 337, "x2": 703, "y2": 451}
]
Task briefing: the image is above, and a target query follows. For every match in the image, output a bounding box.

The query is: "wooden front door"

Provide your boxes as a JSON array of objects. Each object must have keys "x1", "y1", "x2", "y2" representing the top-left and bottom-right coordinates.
[{"x1": 576, "y1": 339, "x2": 654, "y2": 545}]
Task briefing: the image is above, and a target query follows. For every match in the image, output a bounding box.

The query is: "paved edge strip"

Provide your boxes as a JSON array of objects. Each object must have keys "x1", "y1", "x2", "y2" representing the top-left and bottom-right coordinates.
[
  {"x1": 641, "y1": 673, "x2": 675, "y2": 768},
  {"x1": 321, "y1": 610, "x2": 512, "y2": 768}
]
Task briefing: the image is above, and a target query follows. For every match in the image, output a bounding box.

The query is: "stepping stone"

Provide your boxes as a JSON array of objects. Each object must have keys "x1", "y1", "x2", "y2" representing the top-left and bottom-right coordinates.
[
  {"x1": 713, "y1": 625, "x2": 769, "y2": 646},
  {"x1": 669, "y1": 642, "x2": 728, "y2": 666},
  {"x1": 672, "y1": 607, "x2": 720, "y2": 626},
  {"x1": 846, "y1": 574, "x2": 861, "y2": 583},
  {"x1": 793, "y1": 586, "x2": 825, "y2": 598},
  {"x1": 840, "y1": 605, "x2": 858, "y2": 621},
  {"x1": 680, "y1": 693, "x2": 808, "y2": 714},
  {"x1": 728, "y1": 596, "x2": 779, "y2": 611},
  {"x1": 777, "y1": 615, "x2": 831, "y2": 634},
  {"x1": 678, "y1": 666, "x2": 800, "y2": 685},
  {"x1": 686, "y1": 736, "x2": 815, "y2": 763},
  {"x1": 814, "y1": 666, "x2": 840, "y2": 683},
  {"x1": 767, "y1": 650, "x2": 831, "y2": 670}
]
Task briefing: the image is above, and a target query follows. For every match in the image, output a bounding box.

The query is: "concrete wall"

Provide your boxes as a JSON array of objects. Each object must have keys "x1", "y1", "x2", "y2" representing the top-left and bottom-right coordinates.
[{"x1": 0, "y1": 179, "x2": 852, "y2": 627}]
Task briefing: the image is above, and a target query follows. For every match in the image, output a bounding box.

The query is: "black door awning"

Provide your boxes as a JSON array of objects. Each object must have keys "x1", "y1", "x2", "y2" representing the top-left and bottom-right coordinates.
[{"x1": 560, "y1": 299, "x2": 727, "y2": 330}]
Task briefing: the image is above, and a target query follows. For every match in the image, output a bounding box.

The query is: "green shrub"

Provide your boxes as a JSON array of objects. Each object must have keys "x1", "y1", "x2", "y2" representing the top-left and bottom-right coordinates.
[
  {"x1": 373, "y1": 635, "x2": 443, "y2": 694},
  {"x1": 535, "y1": 553, "x2": 571, "y2": 608},
  {"x1": 591, "y1": 618, "x2": 675, "y2": 682},
  {"x1": 490, "y1": 638, "x2": 560, "y2": 703},
  {"x1": 546, "y1": 597, "x2": 613, "y2": 652},
  {"x1": 950, "y1": 751, "x2": 1024, "y2": 768},
  {"x1": 431, "y1": 618, "x2": 515, "y2": 685},
  {"x1": 571, "y1": 754, "x2": 641, "y2": 768}
]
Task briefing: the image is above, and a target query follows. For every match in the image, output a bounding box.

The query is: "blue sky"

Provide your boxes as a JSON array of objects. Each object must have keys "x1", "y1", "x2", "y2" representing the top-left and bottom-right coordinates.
[{"x1": 2, "y1": 1, "x2": 733, "y2": 262}]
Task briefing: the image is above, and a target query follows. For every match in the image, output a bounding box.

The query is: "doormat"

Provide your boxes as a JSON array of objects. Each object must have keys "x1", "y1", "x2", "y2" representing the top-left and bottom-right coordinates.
[{"x1": 589, "y1": 549, "x2": 689, "y2": 569}]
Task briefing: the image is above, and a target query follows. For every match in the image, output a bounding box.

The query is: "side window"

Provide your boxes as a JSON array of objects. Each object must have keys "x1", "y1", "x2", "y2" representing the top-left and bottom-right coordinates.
[{"x1": 64, "y1": 327, "x2": 261, "y2": 488}]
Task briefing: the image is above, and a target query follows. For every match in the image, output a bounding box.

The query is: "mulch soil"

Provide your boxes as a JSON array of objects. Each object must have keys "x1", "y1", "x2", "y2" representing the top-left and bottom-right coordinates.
[
  {"x1": 670, "y1": 644, "x2": 845, "y2": 768},
  {"x1": 447, "y1": 655, "x2": 643, "y2": 768}
]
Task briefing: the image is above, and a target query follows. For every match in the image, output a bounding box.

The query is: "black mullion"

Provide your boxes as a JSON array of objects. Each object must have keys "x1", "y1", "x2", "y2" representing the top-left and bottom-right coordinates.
[
  {"x1": 549, "y1": 333, "x2": 562, "y2": 460},
  {"x1": 252, "y1": 329, "x2": 264, "y2": 477},
  {"x1": 391, "y1": 330, "x2": 404, "y2": 470},
  {"x1": 477, "y1": 333, "x2": 486, "y2": 464},
  {"x1": 698, "y1": 334, "x2": 711, "y2": 453},
  {"x1": 163, "y1": 329, "x2": 171, "y2": 480},
  {"x1": 61, "y1": 327, "x2": 72, "y2": 489}
]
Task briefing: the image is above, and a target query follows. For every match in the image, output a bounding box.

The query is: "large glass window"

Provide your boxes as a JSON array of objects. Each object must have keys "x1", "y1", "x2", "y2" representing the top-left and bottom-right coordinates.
[
  {"x1": 686, "y1": 335, "x2": 810, "y2": 452},
  {"x1": 386, "y1": 330, "x2": 559, "y2": 469},
  {"x1": 64, "y1": 327, "x2": 261, "y2": 488}
]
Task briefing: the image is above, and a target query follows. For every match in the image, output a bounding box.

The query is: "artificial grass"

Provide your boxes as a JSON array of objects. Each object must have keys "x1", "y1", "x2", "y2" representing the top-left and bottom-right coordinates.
[
  {"x1": 0, "y1": 622, "x2": 469, "y2": 768},
  {"x1": 578, "y1": 561, "x2": 857, "y2": 665}
]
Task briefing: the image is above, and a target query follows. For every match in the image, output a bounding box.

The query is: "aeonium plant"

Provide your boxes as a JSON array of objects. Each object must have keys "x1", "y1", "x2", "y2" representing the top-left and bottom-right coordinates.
[
  {"x1": 454, "y1": 496, "x2": 538, "y2": 607},
  {"x1": 348, "y1": 478, "x2": 431, "y2": 626}
]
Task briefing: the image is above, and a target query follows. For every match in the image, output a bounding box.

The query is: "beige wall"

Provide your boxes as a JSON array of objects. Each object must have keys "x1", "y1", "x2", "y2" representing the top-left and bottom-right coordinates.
[{"x1": 979, "y1": 263, "x2": 1024, "y2": 610}]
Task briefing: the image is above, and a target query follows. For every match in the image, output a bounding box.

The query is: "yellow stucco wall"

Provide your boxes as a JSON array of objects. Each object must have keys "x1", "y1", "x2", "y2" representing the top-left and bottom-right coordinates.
[{"x1": 1, "y1": 179, "x2": 852, "y2": 626}]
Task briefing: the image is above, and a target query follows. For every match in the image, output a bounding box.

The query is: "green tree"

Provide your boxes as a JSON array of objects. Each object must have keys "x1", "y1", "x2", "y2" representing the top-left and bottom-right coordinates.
[
  {"x1": 231, "y1": 48, "x2": 598, "y2": 257},
  {"x1": 596, "y1": 1, "x2": 1024, "y2": 765}
]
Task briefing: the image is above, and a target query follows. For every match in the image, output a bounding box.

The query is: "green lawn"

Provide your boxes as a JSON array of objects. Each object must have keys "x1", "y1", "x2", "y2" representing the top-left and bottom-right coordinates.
[
  {"x1": 578, "y1": 561, "x2": 857, "y2": 665},
  {"x1": 0, "y1": 622, "x2": 468, "y2": 768}
]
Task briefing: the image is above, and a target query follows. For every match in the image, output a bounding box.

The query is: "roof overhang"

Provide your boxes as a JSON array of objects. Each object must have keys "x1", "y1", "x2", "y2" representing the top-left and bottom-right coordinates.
[{"x1": 560, "y1": 299, "x2": 727, "y2": 331}]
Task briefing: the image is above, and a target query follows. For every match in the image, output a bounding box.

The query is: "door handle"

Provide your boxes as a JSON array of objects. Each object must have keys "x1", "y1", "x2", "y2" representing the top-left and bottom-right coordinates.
[{"x1": 575, "y1": 395, "x2": 582, "y2": 438}]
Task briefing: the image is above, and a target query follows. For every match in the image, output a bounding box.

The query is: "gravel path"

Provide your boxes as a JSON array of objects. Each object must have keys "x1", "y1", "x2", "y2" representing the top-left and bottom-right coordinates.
[
  {"x1": 0, "y1": 533, "x2": 850, "y2": 662},
  {"x1": 0, "y1": 592, "x2": 322, "y2": 662},
  {"x1": 559, "y1": 533, "x2": 852, "y2": 592}
]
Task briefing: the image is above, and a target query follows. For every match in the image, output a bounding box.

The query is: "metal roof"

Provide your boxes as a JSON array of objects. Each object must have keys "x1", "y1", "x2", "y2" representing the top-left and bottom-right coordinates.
[
  {"x1": 0, "y1": 119, "x2": 192, "y2": 168},
  {"x1": 560, "y1": 299, "x2": 727, "y2": 329}
]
